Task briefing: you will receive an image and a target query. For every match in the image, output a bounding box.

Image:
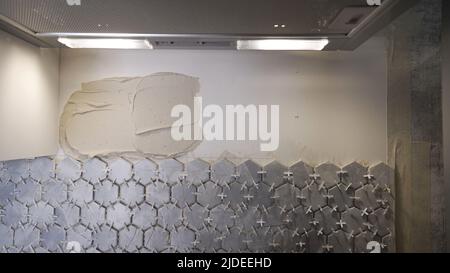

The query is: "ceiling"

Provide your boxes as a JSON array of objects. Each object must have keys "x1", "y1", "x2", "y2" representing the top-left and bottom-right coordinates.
[{"x1": 0, "y1": 0, "x2": 418, "y2": 50}]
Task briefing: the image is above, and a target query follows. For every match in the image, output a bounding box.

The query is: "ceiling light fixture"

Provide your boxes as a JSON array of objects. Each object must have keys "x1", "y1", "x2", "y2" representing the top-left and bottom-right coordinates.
[
  {"x1": 57, "y1": 37, "x2": 153, "y2": 49},
  {"x1": 236, "y1": 39, "x2": 329, "y2": 51}
]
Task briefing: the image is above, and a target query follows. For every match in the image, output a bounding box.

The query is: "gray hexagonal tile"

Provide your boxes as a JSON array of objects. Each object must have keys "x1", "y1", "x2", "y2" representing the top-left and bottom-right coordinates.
[
  {"x1": 106, "y1": 203, "x2": 131, "y2": 230},
  {"x1": 355, "y1": 184, "x2": 379, "y2": 210},
  {"x1": 1, "y1": 201, "x2": 27, "y2": 226},
  {"x1": 273, "y1": 183, "x2": 300, "y2": 209},
  {"x1": 56, "y1": 157, "x2": 81, "y2": 181},
  {"x1": 370, "y1": 163, "x2": 394, "y2": 189},
  {"x1": 0, "y1": 162, "x2": 10, "y2": 183},
  {"x1": 211, "y1": 159, "x2": 235, "y2": 187},
  {"x1": 222, "y1": 181, "x2": 247, "y2": 209},
  {"x1": 342, "y1": 207, "x2": 365, "y2": 234},
  {"x1": 40, "y1": 225, "x2": 65, "y2": 252},
  {"x1": 265, "y1": 205, "x2": 286, "y2": 227},
  {"x1": 34, "y1": 247, "x2": 52, "y2": 253},
  {"x1": 342, "y1": 162, "x2": 368, "y2": 189},
  {"x1": 222, "y1": 227, "x2": 246, "y2": 252},
  {"x1": 4, "y1": 159, "x2": 29, "y2": 183},
  {"x1": 55, "y1": 203, "x2": 80, "y2": 228},
  {"x1": 0, "y1": 224, "x2": 13, "y2": 249},
  {"x1": 197, "y1": 181, "x2": 222, "y2": 209},
  {"x1": 266, "y1": 231, "x2": 285, "y2": 253},
  {"x1": 41, "y1": 179, "x2": 67, "y2": 206},
  {"x1": 381, "y1": 233, "x2": 394, "y2": 253},
  {"x1": 119, "y1": 226, "x2": 144, "y2": 252},
  {"x1": 353, "y1": 231, "x2": 375, "y2": 253},
  {"x1": 285, "y1": 207, "x2": 313, "y2": 232},
  {"x1": 1, "y1": 155, "x2": 395, "y2": 253},
  {"x1": 85, "y1": 247, "x2": 101, "y2": 253},
  {"x1": 197, "y1": 228, "x2": 222, "y2": 252},
  {"x1": 30, "y1": 157, "x2": 54, "y2": 182},
  {"x1": 83, "y1": 157, "x2": 107, "y2": 183},
  {"x1": 371, "y1": 163, "x2": 394, "y2": 205},
  {"x1": 328, "y1": 184, "x2": 353, "y2": 212},
  {"x1": 108, "y1": 158, "x2": 132, "y2": 184},
  {"x1": 290, "y1": 161, "x2": 314, "y2": 189},
  {"x1": 368, "y1": 207, "x2": 394, "y2": 237},
  {"x1": 237, "y1": 160, "x2": 262, "y2": 187},
  {"x1": 171, "y1": 183, "x2": 196, "y2": 208},
  {"x1": 132, "y1": 203, "x2": 157, "y2": 229},
  {"x1": 246, "y1": 182, "x2": 274, "y2": 209},
  {"x1": 235, "y1": 207, "x2": 262, "y2": 231},
  {"x1": 14, "y1": 224, "x2": 40, "y2": 250},
  {"x1": 67, "y1": 224, "x2": 92, "y2": 251},
  {"x1": 315, "y1": 163, "x2": 340, "y2": 189},
  {"x1": 158, "y1": 204, "x2": 182, "y2": 229},
  {"x1": 29, "y1": 201, "x2": 54, "y2": 227},
  {"x1": 158, "y1": 159, "x2": 183, "y2": 185},
  {"x1": 70, "y1": 179, "x2": 93, "y2": 205},
  {"x1": 300, "y1": 183, "x2": 326, "y2": 211},
  {"x1": 186, "y1": 159, "x2": 210, "y2": 186},
  {"x1": 5, "y1": 247, "x2": 19, "y2": 253},
  {"x1": 94, "y1": 180, "x2": 119, "y2": 206},
  {"x1": 246, "y1": 228, "x2": 271, "y2": 253},
  {"x1": 210, "y1": 205, "x2": 235, "y2": 232},
  {"x1": 144, "y1": 226, "x2": 170, "y2": 252},
  {"x1": 80, "y1": 202, "x2": 105, "y2": 227},
  {"x1": 274, "y1": 229, "x2": 303, "y2": 253},
  {"x1": 133, "y1": 159, "x2": 157, "y2": 185},
  {"x1": 184, "y1": 203, "x2": 208, "y2": 231},
  {"x1": 171, "y1": 227, "x2": 195, "y2": 252},
  {"x1": 120, "y1": 180, "x2": 145, "y2": 207},
  {"x1": 145, "y1": 181, "x2": 170, "y2": 207},
  {"x1": 314, "y1": 207, "x2": 340, "y2": 235},
  {"x1": 263, "y1": 161, "x2": 288, "y2": 188},
  {"x1": 92, "y1": 225, "x2": 117, "y2": 252},
  {"x1": 305, "y1": 229, "x2": 326, "y2": 253},
  {"x1": 0, "y1": 181, "x2": 15, "y2": 206},
  {"x1": 328, "y1": 230, "x2": 351, "y2": 253},
  {"x1": 16, "y1": 178, "x2": 40, "y2": 205}
]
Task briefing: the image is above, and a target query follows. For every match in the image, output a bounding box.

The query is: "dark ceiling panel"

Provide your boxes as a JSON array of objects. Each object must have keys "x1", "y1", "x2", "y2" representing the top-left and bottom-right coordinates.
[
  {"x1": 0, "y1": 0, "x2": 368, "y2": 35},
  {"x1": 0, "y1": 0, "x2": 419, "y2": 50}
]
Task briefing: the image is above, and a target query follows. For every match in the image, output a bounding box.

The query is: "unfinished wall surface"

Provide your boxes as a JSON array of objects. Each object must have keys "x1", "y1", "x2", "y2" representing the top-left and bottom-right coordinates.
[
  {"x1": 0, "y1": 156, "x2": 394, "y2": 253},
  {"x1": 0, "y1": 29, "x2": 59, "y2": 161},
  {"x1": 387, "y1": 0, "x2": 445, "y2": 252},
  {"x1": 60, "y1": 73, "x2": 200, "y2": 159},
  {"x1": 60, "y1": 36, "x2": 388, "y2": 167}
]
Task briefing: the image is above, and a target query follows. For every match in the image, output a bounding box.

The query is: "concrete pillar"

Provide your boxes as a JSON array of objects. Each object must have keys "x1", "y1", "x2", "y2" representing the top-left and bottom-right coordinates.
[
  {"x1": 443, "y1": 0, "x2": 450, "y2": 253},
  {"x1": 387, "y1": 0, "x2": 445, "y2": 252}
]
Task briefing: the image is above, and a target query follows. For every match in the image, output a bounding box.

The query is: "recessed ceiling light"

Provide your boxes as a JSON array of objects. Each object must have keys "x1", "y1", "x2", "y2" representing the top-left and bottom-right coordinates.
[
  {"x1": 57, "y1": 37, "x2": 153, "y2": 49},
  {"x1": 273, "y1": 24, "x2": 279, "y2": 28},
  {"x1": 236, "y1": 39, "x2": 329, "y2": 51}
]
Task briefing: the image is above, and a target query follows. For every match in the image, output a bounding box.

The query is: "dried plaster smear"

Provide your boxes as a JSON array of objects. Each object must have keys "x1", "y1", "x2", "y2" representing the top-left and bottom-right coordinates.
[{"x1": 60, "y1": 72, "x2": 200, "y2": 160}]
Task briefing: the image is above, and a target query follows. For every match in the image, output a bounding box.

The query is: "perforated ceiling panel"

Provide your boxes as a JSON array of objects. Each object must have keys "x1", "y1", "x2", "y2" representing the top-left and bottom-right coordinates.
[
  {"x1": 0, "y1": 0, "x2": 369, "y2": 35},
  {"x1": 0, "y1": 0, "x2": 419, "y2": 50}
]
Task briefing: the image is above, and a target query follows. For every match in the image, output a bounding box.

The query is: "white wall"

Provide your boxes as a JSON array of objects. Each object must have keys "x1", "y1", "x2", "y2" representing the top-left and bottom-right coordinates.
[
  {"x1": 0, "y1": 30, "x2": 59, "y2": 161},
  {"x1": 60, "y1": 36, "x2": 388, "y2": 166}
]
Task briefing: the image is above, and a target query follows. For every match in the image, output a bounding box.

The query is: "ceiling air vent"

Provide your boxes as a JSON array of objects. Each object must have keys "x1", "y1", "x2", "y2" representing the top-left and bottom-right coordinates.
[
  {"x1": 153, "y1": 40, "x2": 235, "y2": 50},
  {"x1": 328, "y1": 7, "x2": 377, "y2": 33}
]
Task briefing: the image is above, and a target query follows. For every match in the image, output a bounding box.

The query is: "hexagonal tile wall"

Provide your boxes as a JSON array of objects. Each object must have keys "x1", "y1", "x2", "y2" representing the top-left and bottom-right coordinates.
[{"x1": 0, "y1": 157, "x2": 395, "y2": 253}]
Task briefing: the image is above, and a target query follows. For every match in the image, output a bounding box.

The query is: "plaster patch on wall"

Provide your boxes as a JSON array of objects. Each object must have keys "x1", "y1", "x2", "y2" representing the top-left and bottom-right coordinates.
[{"x1": 60, "y1": 72, "x2": 200, "y2": 160}]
